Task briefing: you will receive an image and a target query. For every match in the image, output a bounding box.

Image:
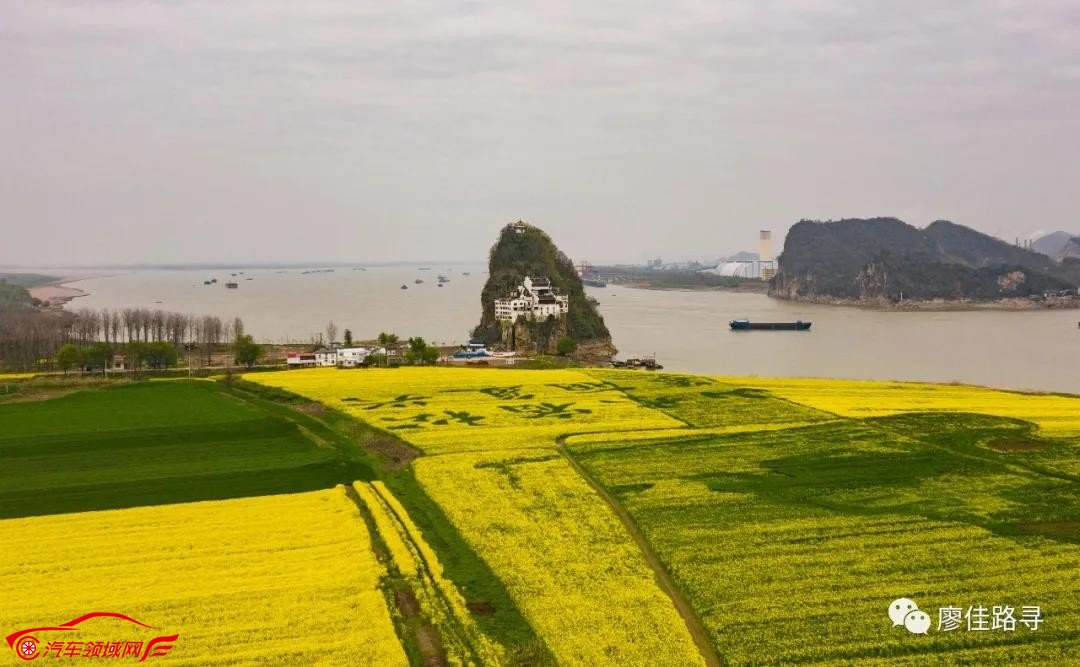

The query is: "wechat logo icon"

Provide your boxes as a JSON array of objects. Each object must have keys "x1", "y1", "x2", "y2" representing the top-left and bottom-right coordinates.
[{"x1": 890, "y1": 598, "x2": 930, "y2": 634}]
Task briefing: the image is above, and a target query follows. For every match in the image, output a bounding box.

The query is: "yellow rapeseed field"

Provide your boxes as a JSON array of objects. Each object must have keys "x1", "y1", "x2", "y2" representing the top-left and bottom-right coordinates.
[
  {"x1": 0, "y1": 487, "x2": 407, "y2": 665},
  {"x1": 720, "y1": 376, "x2": 1080, "y2": 435},
  {"x1": 242, "y1": 367, "x2": 1080, "y2": 665},
  {"x1": 251, "y1": 367, "x2": 683, "y2": 454},
  {"x1": 0, "y1": 372, "x2": 37, "y2": 381},
  {"x1": 414, "y1": 449, "x2": 706, "y2": 667},
  {"x1": 250, "y1": 367, "x2": 706, "y2": 665},
  {"x1": 354, "y1": 481, "x2": 507, "y2": 666}
]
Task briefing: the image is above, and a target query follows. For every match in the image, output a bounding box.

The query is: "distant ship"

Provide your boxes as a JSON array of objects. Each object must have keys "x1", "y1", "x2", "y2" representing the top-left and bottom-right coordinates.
[
  {"x1": 225, "y1": 282, "x2": 239, "y2": 289},
  {"x1": 583, "y1": 278, "x2": 607, "y2": 288},
  {"x1": 729, "y1": 319, "x2": 810, "y2": 331},
  {"x1": 437, "y1": 275, "x2": 450, "y2": 283},
  {"x1": 415, "y1": 278, "x2": 424, "y2": 284},
  {"x1": 400, "y1": 284, "x2": 408, "y2": 290}
]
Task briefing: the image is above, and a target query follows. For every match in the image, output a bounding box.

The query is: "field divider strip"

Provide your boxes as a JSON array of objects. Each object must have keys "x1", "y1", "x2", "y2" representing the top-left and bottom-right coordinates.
[{"x1": 555, "y1": 434, "x2": 724, "y2": 667}]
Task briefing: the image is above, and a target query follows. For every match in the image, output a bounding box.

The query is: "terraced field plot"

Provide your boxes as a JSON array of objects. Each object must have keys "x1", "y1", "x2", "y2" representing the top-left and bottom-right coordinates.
[
  {"x1": 0, "y1": 381, "x2": 364, "y2": 519},
  {"x1": 0, "y1": 487, "x2": 407, "y2": 665}
]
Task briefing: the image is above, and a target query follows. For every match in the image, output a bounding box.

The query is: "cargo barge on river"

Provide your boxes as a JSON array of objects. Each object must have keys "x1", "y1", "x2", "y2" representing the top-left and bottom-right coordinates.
[{"x1": 730, "y1": 319, "x2": 811, "y2": 331}]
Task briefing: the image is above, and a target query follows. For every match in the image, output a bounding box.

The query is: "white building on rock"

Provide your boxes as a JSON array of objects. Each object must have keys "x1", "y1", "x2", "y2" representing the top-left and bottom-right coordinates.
[{"x1": 494, "y1": 276, "x2": 569, "y2": 322}]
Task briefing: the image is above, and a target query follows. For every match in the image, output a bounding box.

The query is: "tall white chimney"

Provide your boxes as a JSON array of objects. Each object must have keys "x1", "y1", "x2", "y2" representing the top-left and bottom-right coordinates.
[{"x1": 759, "y1": 230, "x2": 773, "y2": 263}]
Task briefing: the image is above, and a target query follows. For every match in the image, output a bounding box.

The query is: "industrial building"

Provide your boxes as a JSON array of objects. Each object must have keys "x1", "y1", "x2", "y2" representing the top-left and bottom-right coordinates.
[{"x1": 704, "y1": 230, "x2": 777, "y2": 279}]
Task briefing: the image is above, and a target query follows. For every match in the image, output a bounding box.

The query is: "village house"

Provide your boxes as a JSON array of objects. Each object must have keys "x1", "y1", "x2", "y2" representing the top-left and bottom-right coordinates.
[
  {"x1": 287, "y1": 346, "x2": 382, "y2": 368},
  {"x1": 315, "y1": 348, "x2": 338, "y2": 367},
  {"x1": 286, "y1": 352, "x2": 317, "y2": 368},
  {"x1": 494, "y1": 276, "x2": 569, "y2": 322},
  {"x1": 337, "y1": 347, "x2": 371, "y2": 367}
]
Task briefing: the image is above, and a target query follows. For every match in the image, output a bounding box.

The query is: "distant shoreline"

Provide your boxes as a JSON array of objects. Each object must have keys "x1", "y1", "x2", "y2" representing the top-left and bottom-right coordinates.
[
  {"x1": 29, "y1": 277, "x2": 91, "y2": 309},
  {"x1": 616, "y1": 281, "x2": 769, "y2": 294},
  {"x1": 771, "y1": 294, "x2": 1080, "y2": 311}
]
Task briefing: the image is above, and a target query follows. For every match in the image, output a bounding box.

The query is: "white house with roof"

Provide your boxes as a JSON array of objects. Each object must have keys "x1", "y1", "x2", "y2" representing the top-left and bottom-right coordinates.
[
  {"x1": 315, "y1": 348, "x2": 338, "y2": 367},
  {"x1": 337, "y1": 347, "x2": 371, "y2": 367},
  {"x1": 494, "y1": 276, "x2": 569, "y2": 322}
]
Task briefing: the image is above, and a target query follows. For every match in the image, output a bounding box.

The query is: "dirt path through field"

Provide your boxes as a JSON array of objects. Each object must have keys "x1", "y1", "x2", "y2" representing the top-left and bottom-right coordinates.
[{"x1": 556, "y1": 438, "x2": 723, "y2": 667}]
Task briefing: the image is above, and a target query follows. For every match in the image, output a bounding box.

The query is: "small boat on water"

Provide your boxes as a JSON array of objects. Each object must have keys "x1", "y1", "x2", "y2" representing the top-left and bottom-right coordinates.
[
  {"x1": 415, "y1": 278, "x2": 424, "y2": 284},
  {"x1": 225, "y1": 282, "x2": 239, "y2": 289},
  {"x1": 437, "y1": 275, "x2": 450, "y2": 283},
  {"x1": 400, "y1": 284, "x2": 408, "y2": 290},
  {"x1": 730, "y1": 319, "x2": 811, "y2": 331}
]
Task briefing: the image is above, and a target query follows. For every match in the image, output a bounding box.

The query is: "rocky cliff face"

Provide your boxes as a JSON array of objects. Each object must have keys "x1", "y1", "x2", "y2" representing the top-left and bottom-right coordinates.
[
  {"x1": 473, "y1": 221, "x2": 613, "y2": 356},
  {"x1": 771, "y1": 218, "x2": 1080, "y2": 302},
  {"x1": 1056, "y1": 236, "x2": 1080, "y2": 262}
]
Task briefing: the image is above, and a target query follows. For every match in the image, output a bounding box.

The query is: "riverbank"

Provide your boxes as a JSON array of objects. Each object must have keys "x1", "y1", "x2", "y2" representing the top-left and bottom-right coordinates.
[
  {"x1": 29, "y1": 279, "x2": 89, "y2": 310},
  {"x1": 769, "y1": 294, "x2": 1080, "y2": 311},
  {"x1": 617, "y1": 281, "x2": 768, "y2": 293}
]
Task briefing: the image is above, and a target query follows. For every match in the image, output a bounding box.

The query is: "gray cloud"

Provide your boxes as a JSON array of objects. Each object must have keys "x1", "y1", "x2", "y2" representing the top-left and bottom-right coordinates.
[{"x1": 2, "y1": 0, "x2": 1079, "y2": 265}]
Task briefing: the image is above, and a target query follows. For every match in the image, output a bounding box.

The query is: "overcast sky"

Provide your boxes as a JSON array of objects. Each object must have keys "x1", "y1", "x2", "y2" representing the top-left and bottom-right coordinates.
[{"x1": 3, "y1": 1, "x2": 1079, "y2": 266}]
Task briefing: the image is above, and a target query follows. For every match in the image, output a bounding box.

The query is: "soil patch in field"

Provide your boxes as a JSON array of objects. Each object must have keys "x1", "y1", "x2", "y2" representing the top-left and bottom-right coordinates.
[
  {"x1": 986, "y1": 439, "x2": 1050, "y2": 452},
  {"x1": 395, "y1": 589, "x2": 420, "y2": 616},
  {"x1": 295, "y1": 401, "x2": 326, "y2": 416},
  {"x1": 466, "y1": 600, "x2": 496, "y2": 616},
  {"x1": 1016, "y1": 522, "x2": 1080, "y2": 539},
  {"x1": 357, "y1": 430, "x2": 419, "y2": 468}
]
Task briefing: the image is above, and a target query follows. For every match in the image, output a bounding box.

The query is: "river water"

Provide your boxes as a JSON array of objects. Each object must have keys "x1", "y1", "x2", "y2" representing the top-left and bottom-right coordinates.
[{"x1": 65, "y1": 267, "x2": 1080, "y2": 394}]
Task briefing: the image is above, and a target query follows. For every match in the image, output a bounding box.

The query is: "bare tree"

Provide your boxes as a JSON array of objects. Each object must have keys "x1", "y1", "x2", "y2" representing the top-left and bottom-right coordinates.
[
  {"x1": 326, "y1": 321, "x2": 338, "y2": 346},
  {"x1": 101, "y1": 309, "x2": 112, "y2": 345},
  {"x1": 110, "y1": 311, "x2": 122, "y2": 343},
  {"x1": 122, "y1": 308, "x2": 136, "y2": 343},
  {"x1": 151, "y1": 309, "x2": 166, "y2": 342},
  {"x1": 0, "y1": 304, "x2": 251, "y2": 372}
]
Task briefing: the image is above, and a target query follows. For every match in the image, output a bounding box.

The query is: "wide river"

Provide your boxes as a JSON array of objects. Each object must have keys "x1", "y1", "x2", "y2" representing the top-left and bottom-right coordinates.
[{"x1": 64, "y1": 267, "x2": 1080, "y2": 394}]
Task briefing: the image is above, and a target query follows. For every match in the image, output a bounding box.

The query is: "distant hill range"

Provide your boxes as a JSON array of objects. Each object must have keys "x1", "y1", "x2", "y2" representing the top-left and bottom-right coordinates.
[
  {"x1": 1032, "y1": 231, "x2": 1080, "y2": 262},
  {"x1": 772, "y1": 218, "x2": 1080, "y2": 302}
]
